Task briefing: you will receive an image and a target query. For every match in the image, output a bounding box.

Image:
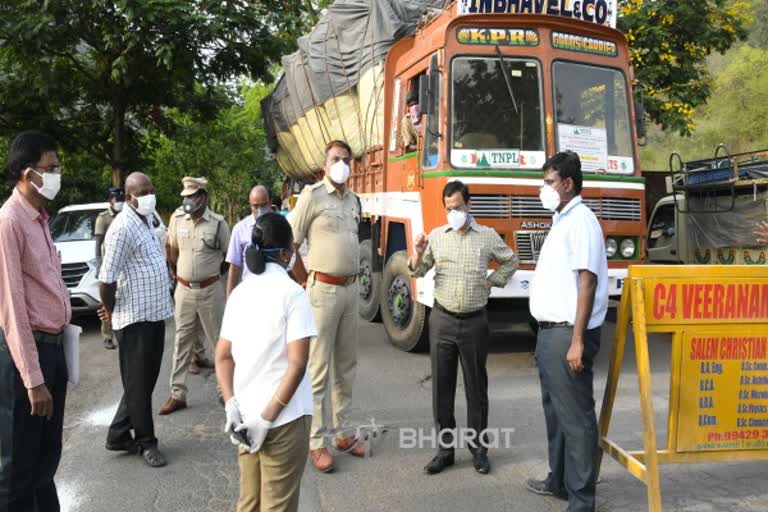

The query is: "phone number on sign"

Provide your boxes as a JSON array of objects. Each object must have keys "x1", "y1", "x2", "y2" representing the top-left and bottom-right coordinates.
[{"x1": 707, "y1": 430, "x2": 768, "y2": 442}]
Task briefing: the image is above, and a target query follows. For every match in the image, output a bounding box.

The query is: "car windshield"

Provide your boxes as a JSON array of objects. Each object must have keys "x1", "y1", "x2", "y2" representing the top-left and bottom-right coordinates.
[
  {"x1": 451, "y1": 56, "x2": 544, "y2": 169},
  {"x1": 553, "y1": 61, "x2": 634, "y2": 174},
  {"x1": 49, "y1": 210, "x2": 102, "y2": 242}
]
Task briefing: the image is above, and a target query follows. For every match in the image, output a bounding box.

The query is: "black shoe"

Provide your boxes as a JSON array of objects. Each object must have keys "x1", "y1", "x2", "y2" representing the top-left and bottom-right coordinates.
[
  {"x1": 473, "y1": 452, "x2": 490, "y2": 474},
  {"x1": 106, "y1": 439, "x2": 137, "y2": 453},
  {"x1": 525, "y1": 478, "x2": 568, "y2": 500},
  {"x1": 104, "y1": 338, "x2": 116, "y2": 350},
  {"x1": 141, "y1": 446, "x2": 167, "y2": 468},
  {"x1": 424, "y1": 453, "x2": 455, "y2": 474}
]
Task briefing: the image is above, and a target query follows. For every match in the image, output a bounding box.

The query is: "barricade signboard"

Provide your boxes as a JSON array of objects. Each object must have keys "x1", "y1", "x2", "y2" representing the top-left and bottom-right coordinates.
[{"x1": 597, "y1": 265, "x2": 768, "y2": 511}]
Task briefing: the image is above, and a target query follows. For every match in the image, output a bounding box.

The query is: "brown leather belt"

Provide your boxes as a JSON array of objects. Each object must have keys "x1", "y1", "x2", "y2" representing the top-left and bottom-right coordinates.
[
  {"x1": 177, "y1": 275, "x2": 219, "y2": 289},
  {"x1": 312, "y1": 271, "x2": 357, "y2": 287}
]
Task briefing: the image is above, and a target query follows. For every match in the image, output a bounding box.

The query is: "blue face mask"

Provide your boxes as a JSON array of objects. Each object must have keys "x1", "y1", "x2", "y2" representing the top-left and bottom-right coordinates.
[{"x1": 259, "y1": 246, "x2": 296, "y2": 272}]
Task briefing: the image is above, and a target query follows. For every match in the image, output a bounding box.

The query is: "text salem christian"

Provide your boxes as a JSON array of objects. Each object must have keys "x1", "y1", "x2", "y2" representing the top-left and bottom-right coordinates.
[
  {"x1": 690, "y1": 336, "x2": 768, "y2": 361},
  {"x1": 652, "y1": 282, "x2": 768, "y2": 321}
]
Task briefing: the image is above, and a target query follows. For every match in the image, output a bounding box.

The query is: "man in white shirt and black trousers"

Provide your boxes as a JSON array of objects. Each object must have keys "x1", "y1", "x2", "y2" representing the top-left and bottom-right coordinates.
[{"x1": 526, "y1": 151, "x2": 608, "y2": 512}]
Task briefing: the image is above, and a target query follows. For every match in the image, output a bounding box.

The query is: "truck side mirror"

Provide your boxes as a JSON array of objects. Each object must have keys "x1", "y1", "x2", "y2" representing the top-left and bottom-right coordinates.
[
  {"x1": 419, "y1": 75, "x2": 431, "y2": 115},
  {"x1": 635, "y1": 95, "x2": 647, "y2": 146}
]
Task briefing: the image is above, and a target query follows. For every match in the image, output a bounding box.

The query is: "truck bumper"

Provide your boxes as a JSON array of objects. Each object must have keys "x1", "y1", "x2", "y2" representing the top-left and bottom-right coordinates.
[
  {"x1": 416, "y1": 268, "x2": 628, "y2": 307},
  {"x1": 488, "y1": 268, "x2": 627, "y2": 300}
]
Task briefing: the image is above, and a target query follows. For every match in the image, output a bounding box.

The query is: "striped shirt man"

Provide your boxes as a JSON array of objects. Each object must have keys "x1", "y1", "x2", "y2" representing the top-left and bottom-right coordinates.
[{"x1": 99, "y1": 205, "x2": 173, "y2": 330}]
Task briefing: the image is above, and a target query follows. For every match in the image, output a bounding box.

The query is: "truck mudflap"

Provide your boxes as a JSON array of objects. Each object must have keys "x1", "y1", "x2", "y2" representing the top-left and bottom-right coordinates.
[{"x1": 414, "y1": 268, "x2": 628, "y2": 307}]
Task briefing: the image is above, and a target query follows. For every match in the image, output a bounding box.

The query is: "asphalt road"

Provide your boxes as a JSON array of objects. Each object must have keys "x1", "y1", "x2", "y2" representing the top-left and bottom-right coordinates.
[{"x1": 56, "y1": 314, "x2": 767, "y2": 512}]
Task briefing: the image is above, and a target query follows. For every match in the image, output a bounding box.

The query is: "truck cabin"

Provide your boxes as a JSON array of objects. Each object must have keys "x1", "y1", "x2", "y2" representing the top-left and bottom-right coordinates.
[{"x1": 383, "y1": 13, "x2": 645, "y2": 269}]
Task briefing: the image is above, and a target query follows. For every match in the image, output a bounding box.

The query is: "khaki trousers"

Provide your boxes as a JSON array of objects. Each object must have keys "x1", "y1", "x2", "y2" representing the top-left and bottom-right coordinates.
[
  {"x1": 237, "y1": 415, "x2": 310, "y2": 512},
  {"x1": 170, "y1": 281, "x2": 224, "y2": 401},
  {"x1": 100, "y1": 317, "x2": 113, "y2": 340},
  {"x1": 306, "y1": 278, "x2": 358, "y2": 450}
]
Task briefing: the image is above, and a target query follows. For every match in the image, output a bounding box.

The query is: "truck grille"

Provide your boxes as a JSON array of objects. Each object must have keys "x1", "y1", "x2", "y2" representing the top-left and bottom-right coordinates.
[
  {"x1": 472, "y1": 195, "x2": 641, "y2": 221},
  {"x1": 471, "y1": 195, "x2": 549, "y2": 218},
  {"x1": 515, "y1": 231, "x2": 549, "y2": 264},
  {"x1": 61, "y1": 263, "x2": 89, "y2": 288},
  {"x1": 582, "y1": 198, "x2": 642, "y2": 221}
]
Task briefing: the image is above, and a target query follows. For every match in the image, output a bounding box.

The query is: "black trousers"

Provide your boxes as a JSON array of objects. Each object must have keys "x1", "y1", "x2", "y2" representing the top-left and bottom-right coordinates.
[
  {"x1": 535, "y1": 325, "x2": 601, "y2": 512},
  {"x1": 108, "y1": 321, "x2": 165, "y2": 449},
  {"x1": 0, "y1": 330, "x2": 67, "y2": 512},
  {"x1": 429, "y1": 304, "x2": 490, "y2": 455}
]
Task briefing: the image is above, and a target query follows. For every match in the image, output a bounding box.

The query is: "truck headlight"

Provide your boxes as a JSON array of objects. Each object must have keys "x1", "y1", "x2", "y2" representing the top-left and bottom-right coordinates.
[
  {"x1": 620, "y1": 238, "x2": 636, "y2": 259},
  {"x1": 606, "y1": 238, "x2": 618, "y2": 258}
]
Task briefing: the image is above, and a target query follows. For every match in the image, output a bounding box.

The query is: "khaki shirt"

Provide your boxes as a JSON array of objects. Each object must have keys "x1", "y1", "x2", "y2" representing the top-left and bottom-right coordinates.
[
  {"x1": 94, "y1": 209, "x2": 116, "y2": 237},
  {"x1": 168, "y1": 207, "x2": 231, "y2": 282},
  {"x1": 94, "y1": 208, "x2": 117, "y2": 256},
  {"x1": 289, "y1": 177, "x2": 360, "y2": 276},
  {"x1": 401, "y1": 113, "x2": 418, "y2": 149},
  {"x1": 410, "y1": 219, "x2": 518, "y2": 313}
]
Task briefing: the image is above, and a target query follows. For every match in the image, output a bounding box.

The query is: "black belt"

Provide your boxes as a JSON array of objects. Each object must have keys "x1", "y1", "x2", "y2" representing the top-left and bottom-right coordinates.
[
  {"x1": 434, "y1": 301, "x2": 485, "y2": 320},
  {"x1": 33, "y1": 330, "x2": 64, "y2": 346},
  {"x1": 538, "y1": 321, "x2": 572, "y2": 329}
]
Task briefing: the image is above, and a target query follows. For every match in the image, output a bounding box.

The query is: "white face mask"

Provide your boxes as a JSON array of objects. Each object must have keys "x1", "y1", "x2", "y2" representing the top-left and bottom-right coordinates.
[
  {"x1": 539, "y1": 184, "x2": 562, "y2": 212},
  {"x1": 329, "y1": 160, "x2": 351, "y2": 184},
  {"x1": 112, "y1": 202, "x2": 124, "y2": 212},
  {"x1": 286, "y1": 251, "x2": 296, "y2": 272},
  {"x1": 134, "y1": 194, "x2": 157, "y2": 217},
  {"x1": 447, "y1": 209, "x2": 468, "y2": 231},
  {"x1": 28, "y1": 168, "x2": 61, "y2": 200},
  {"x1": 252, "y1": 205, "x2": 271, "y2": 219}
]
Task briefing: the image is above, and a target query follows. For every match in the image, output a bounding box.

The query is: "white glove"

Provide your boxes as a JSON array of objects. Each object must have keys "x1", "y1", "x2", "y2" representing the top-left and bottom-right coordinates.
[
  {"x1": 246, "y1": 416, "x2": 274, "y2": 454},
  {"x1": 224, "y1": 398, "x2": 250, "y2": 450}
]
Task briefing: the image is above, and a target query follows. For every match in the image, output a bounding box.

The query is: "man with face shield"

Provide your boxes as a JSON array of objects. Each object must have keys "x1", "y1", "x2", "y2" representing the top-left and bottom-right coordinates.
[
  {"x1": 288, "y1": 140, "x2": 363, "y2": 473},
  {"x1": 226, "y1": 185, "x2": 272, "y2": 298},
  {"x1": 401, "y1": 89, "x2": 422, "y2": 152},
  {"x1": 159, "y1": 177, "x2": 231, "y2": 416},
  {"x1": 95, "y1": 187, "x2": 125, "y2": 350},
  {"x1": 409, "y1": 180, "x2": 518, "y2": 476}
]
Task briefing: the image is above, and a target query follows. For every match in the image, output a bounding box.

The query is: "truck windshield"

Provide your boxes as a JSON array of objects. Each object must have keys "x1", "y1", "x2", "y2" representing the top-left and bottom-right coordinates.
[
  {"x1": 451, "y1": 57, "x2": 544, "y2": 169},
  {"x1": 553, "y1": 61, "x2": 634, "y2": 174},
  {"x1": 49, "y1": 210, "x2": 101, "y2": 243}
]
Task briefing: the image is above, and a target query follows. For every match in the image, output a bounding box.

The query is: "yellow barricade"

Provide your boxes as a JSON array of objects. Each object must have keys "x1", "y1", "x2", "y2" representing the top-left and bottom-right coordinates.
[{"x1": 597, "y1": 265, "x2": 768, "y2": 511}]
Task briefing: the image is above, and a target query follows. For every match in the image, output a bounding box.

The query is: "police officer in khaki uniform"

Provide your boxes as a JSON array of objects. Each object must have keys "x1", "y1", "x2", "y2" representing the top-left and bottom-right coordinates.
[
  {"x1": 159, "y1": 177, "x2": 230, "y2": 415},
  {"x1": 94, "y1": 187, "x2": 125, "y2": 350},
  {"x1": 289, "y1": 140, "x2": 365, "y2": 473}
]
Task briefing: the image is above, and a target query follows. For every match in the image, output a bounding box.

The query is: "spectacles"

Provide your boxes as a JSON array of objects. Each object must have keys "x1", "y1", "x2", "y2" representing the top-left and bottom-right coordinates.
[{"x1": 34, "y1": 165, "x2": 62, "y2": 175}]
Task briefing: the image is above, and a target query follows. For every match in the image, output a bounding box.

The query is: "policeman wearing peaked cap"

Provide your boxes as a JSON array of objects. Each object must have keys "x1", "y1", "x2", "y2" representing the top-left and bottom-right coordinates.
[{"x1": 159, "y1": 177, "x2": 231, "y2": 415}]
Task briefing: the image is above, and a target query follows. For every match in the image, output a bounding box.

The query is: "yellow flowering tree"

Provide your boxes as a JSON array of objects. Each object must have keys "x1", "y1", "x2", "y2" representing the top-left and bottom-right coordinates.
[{"x1": 619, "y1": 0, "x2": 752, "y2": 135}]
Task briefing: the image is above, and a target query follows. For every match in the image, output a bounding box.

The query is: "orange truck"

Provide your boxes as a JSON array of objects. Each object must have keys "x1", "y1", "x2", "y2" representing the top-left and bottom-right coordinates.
[{"x1": 264, "y1": 0, "x2": 646, "y2": 351}]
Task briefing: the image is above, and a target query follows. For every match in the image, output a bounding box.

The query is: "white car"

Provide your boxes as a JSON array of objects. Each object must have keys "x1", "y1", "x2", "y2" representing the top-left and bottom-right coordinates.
[{"x1": 50, "y1": 203, "x2": 167, "y2": 315}]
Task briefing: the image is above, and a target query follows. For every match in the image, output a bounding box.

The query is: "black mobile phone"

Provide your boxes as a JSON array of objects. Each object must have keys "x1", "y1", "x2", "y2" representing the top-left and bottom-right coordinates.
[{"x1": 232, "y1": 428, "x2": 251, "y2": 447}]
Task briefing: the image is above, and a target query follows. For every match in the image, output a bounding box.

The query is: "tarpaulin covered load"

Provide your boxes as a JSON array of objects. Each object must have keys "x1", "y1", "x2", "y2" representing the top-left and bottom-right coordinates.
[
  {"x1": 688, "y1": 191, "x2": 768, "y2": 251},
  {"x1": 262, "y1": 0, "x2": 448, "y2": 180}
]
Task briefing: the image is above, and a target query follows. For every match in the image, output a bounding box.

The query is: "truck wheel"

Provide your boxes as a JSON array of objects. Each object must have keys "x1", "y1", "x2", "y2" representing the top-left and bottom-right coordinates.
[
  {"x1": 380, "y1": 251, "x2": 429, "y2": 352},
  {"x1": 358, "y1": 240, "x2": 381, "y2": 322}
]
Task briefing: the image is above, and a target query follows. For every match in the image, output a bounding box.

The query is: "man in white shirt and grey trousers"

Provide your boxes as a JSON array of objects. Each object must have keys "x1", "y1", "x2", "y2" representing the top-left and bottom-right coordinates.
[{"x1": 526, "y1": 151, "x2": 608, "y2": 512}]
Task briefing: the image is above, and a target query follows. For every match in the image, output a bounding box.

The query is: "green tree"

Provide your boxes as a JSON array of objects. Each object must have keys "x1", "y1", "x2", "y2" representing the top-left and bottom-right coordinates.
[
  {"x1": 640, "y1": 45, "x2": 768, "y2": 169},
  {"x1": 145, "y1": 83, "x2": 281, "y2": 224},
  {"x1": 0, "y1": 0, "x2": 298, "y2": 186},
  {"x1": 619, "y1": 0, "x2": 752, "y2": 135}
]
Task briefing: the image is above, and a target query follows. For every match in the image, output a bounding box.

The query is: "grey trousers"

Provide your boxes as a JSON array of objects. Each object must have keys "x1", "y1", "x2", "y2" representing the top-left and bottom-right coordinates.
[{"x1": 535, "y1": 325, "x2": 601, "y2": 512}]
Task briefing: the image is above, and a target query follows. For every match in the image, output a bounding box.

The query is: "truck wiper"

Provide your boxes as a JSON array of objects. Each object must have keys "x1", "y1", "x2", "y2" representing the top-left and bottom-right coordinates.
[{"x1": 495, "y1": 46, "x2": 519, "y2": 115}]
